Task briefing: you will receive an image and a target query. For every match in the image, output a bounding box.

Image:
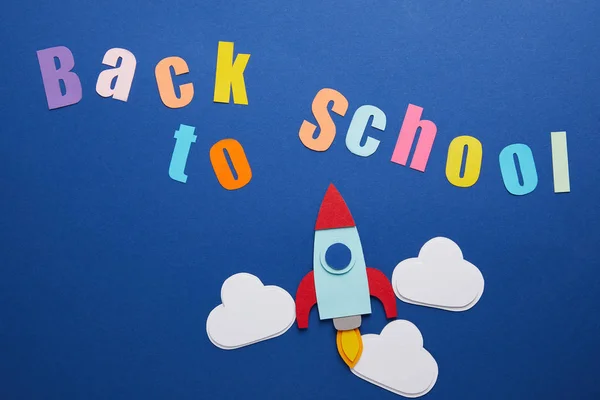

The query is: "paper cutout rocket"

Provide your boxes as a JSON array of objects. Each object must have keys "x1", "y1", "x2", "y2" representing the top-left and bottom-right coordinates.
[{"x1": 295, "y1": 184, "x2": 397, "y2": 331}]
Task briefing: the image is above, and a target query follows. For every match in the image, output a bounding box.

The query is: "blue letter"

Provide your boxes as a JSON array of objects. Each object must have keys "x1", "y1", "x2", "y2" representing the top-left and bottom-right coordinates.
[
  {"x1": 169, "y1": 124, "x2": 197, "y2": 183},
  {"x1": 499, "y1": 144, "x2": 538, "y2": 195},
  {"x1": 345, "y1": 105, "x2": 386, "y2": 157}
]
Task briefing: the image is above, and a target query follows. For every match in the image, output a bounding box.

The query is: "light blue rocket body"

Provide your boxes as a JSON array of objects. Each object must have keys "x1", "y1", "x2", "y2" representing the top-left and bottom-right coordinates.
[{"x1": 313, "y1": 226, "x2": 371, "y2": 320}]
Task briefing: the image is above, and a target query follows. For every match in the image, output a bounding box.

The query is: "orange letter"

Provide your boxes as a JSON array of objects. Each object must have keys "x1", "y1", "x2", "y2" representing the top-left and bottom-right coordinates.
[
  {"x1": 299, "y1": 88, "x2": 348, "y2": 152},
  {"x1": 209, "y1": 139, "x2": 252, "y2": 190},
  {"x1": 155, "y1": 57, "x2": 194, "y2": 108}
]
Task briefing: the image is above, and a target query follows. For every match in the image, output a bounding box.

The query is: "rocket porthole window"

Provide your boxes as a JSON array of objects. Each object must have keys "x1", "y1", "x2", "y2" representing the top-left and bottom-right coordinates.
[{"x1": 322, "y1": 243, "x2": 354, "y2": 275}]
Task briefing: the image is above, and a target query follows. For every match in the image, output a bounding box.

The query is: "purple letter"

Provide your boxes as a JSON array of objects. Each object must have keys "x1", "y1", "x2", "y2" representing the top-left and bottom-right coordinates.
[{"x1": 36, "y1": 46, "x2": 82, "y2": 109}]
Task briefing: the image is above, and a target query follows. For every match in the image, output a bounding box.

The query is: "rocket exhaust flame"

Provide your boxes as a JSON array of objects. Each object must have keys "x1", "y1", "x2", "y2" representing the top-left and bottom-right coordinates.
[{"x1": 336, "y1": 328, "x2": 363, "y2": 368}]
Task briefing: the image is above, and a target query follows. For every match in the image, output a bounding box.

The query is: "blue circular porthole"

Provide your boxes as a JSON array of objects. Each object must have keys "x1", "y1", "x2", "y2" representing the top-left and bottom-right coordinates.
[{"x1": 323, "y1": 243, "x2": 354, "y2": 274}]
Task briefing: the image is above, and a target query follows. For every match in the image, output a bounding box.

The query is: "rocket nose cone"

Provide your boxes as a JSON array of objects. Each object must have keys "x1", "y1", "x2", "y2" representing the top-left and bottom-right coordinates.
[{"x1": 315, "y1": 184, "x2": 356, "y2": 230}]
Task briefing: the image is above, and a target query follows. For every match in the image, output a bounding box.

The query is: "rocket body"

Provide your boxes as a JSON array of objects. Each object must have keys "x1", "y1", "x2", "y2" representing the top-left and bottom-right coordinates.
[{"x1": 314, "y1": 226, "x2": 371, "y2": 320}]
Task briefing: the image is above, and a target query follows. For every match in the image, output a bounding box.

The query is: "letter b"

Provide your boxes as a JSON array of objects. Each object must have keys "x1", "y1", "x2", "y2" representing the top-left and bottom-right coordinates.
[{"x1": 36, "y1": 46, "x2": 82, "y2": 109}]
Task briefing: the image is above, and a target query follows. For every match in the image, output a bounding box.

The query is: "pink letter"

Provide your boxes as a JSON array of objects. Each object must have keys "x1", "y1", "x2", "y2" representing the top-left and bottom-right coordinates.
[
  {"x1": 390, "y1": 104, "x2": 437, "y2": 172},
  {"x1": 36, "y1": 46, "x2": 82, "y2": 109}
]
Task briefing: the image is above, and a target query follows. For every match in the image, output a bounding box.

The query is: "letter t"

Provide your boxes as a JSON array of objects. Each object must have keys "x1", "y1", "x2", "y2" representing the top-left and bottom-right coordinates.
[{"x1": 169, "y1": 124, "x2": 197, "y2": 183}]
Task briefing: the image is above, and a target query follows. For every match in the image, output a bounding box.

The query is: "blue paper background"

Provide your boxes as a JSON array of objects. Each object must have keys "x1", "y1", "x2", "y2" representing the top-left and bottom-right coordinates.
[{"x1": 2, "y1": 1, "x2": 600, "y2": 399}]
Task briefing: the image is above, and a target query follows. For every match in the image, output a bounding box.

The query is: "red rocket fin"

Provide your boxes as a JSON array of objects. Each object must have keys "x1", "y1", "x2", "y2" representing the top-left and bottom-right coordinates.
[
  {"x1": 295, "y1": 271, "x2": 317, "y2": 329},
  {"x1": 367, "y1": 267, "x2": 397, "y2": 319}
]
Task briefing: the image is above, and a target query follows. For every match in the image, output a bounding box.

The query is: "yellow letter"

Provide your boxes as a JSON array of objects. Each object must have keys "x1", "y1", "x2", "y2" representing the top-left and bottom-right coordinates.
[
  {"x1": 445, "y1": 135, "x2": 483, "y2": 187},
  {"x1": 213, "y1": 41, "x2": 251, "y2": 105}
]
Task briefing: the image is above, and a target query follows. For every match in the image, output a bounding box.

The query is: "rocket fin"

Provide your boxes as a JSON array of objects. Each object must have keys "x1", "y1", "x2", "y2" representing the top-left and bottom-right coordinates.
[
  {"x1": 295, "y1": 271, "x2": 317, "y2": 329},
  {"x1": 366, "y1": 267, "x2": 398, "y2": 319}
]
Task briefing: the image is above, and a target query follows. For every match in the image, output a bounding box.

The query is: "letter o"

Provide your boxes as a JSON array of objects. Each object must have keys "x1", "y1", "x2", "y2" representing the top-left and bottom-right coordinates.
[
  {"x1": 209, "y1": 139, "x2": 252, "y2": 190},
  {"x1": 499, "y1": 143, "x2": 538, "y2": 195},
  {"x1": 445, "y1": 135, "x2": 483, "y2": 188}
]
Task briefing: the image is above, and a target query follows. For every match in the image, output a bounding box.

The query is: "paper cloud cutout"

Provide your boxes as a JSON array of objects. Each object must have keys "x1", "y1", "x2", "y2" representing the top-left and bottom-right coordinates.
[
  {"x1": 352, "y1": 320, "x2": 438, "y2": 398},
  {"x1": 206, "y1": 273, "x2": 296, "y2": 350},
  {"x1": 392, "y1": 237, "x2": 484, "y2": 311}
]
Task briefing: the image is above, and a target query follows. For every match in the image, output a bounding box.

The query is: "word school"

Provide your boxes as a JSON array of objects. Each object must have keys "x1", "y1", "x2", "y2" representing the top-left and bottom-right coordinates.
[{"x1": 299, "y1": 88, "x2": 571, "y2": 195}]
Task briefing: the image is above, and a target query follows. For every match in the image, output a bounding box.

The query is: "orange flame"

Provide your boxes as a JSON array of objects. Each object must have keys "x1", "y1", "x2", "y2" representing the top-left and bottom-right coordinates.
[{"x1": 336, "y1": 328, "x2": 363, "y2": 368}]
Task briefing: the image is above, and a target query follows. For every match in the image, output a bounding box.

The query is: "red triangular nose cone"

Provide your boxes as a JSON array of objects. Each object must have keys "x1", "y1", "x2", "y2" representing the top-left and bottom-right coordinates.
[{"x1": 315, "y1": 184, "x2": 356, "y2": 230}]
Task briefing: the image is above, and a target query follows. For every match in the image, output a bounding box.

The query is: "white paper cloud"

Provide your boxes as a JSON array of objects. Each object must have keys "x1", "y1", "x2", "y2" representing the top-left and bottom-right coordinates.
[
  {"x1": 206, "y1": 273, "x2": 296, "y2": 350},
  {"x1": 352, "y1": 320, "x2": 438, "y2": 398},
  {"x1": 392, "y1": 237, "x2": 484, "y2": 311}
]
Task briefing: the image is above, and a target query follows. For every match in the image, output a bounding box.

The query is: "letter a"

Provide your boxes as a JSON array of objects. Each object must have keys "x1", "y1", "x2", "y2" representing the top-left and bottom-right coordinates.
[
  {"x1": 96, "y1": 48, "x2": 137, "y2": 102},
  {"x1": 213, "y1": 41, "x2": 251, "y2": 105}
]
